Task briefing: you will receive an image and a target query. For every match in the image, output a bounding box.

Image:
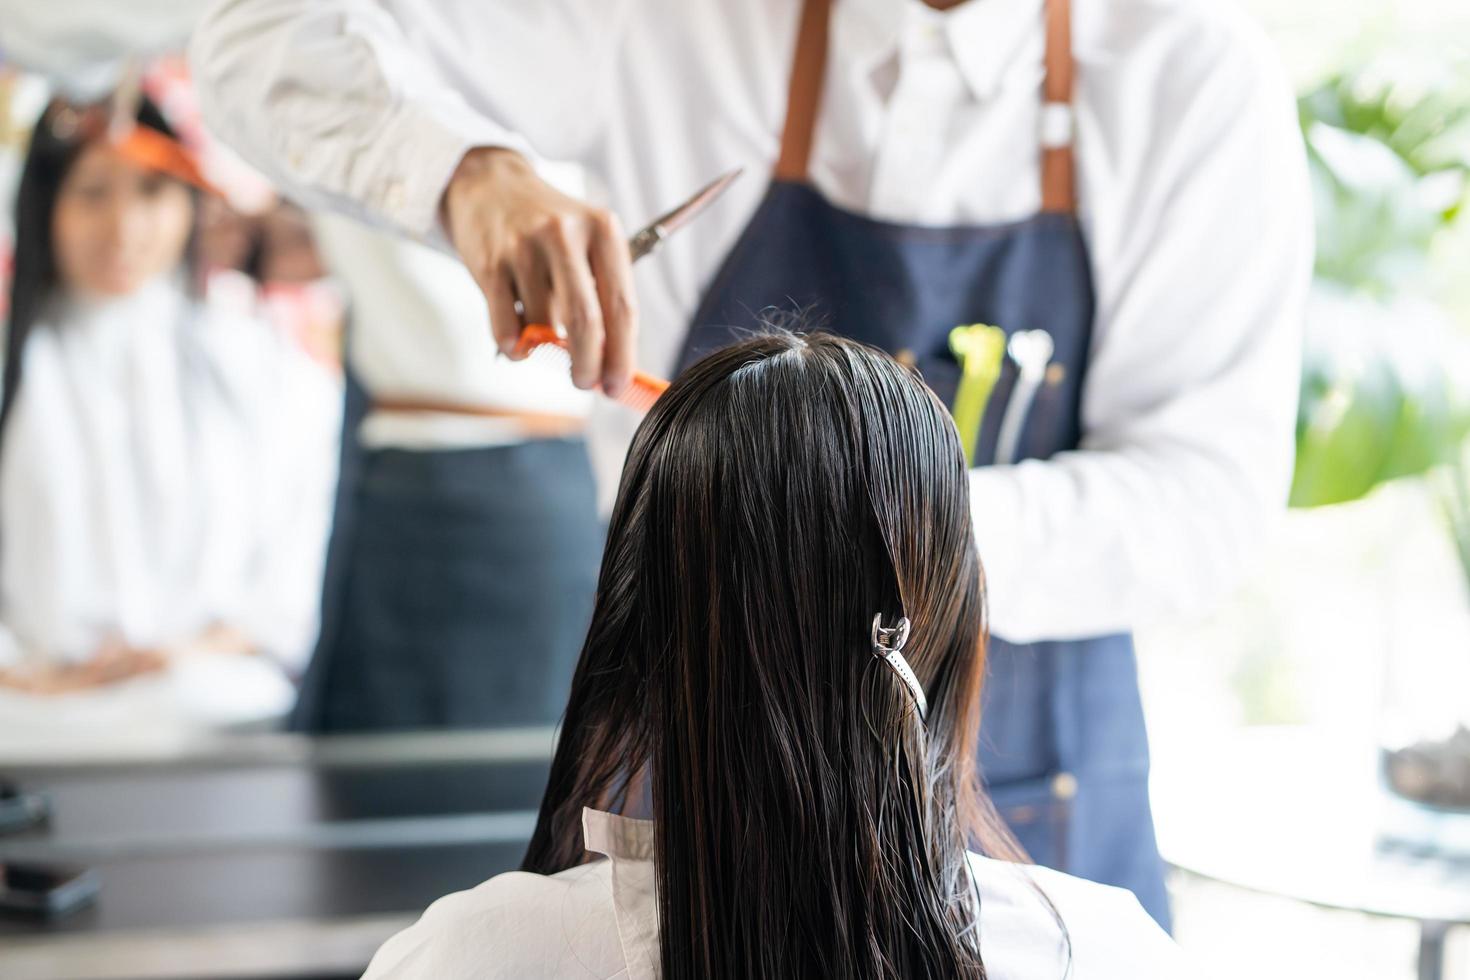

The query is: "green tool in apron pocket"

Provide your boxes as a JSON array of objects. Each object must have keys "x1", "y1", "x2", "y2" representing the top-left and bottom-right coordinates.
[{"x1": 949, "y1": 323, "x2": 1008, "y2": 466}]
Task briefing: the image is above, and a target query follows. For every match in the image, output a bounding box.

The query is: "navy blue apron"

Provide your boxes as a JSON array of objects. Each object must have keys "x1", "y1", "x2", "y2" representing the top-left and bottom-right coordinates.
[
  {"x1": 292, "y1": 361, "x2": 602, "y2": 733},
  {"x1": 678, "y1": 0, "x2": 1170, "y2": 928}
]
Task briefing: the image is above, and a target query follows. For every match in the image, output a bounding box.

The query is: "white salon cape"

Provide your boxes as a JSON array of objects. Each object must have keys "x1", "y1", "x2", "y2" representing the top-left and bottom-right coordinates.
[
  {"x1": 0, "y1": 276, "x2": 341, "y2": 674},
  {"x1": 362, "y1": 807, "x2": 1186, "y2": 979},
  {"x1": 190, "y1": 0, "x2": 1312, "y2": 644}
]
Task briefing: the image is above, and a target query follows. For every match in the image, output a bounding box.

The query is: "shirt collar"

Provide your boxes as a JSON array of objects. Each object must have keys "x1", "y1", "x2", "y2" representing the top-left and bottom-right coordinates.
[
  {"x1": 582, "y1": 808, "x2": 660, "y2": 980},
  {"x1": 582, "y1": 806, "x2": 655, "y2": 861},
  {"x1": 842, "y1": 0, "x2": 1046, "y2": 102}
]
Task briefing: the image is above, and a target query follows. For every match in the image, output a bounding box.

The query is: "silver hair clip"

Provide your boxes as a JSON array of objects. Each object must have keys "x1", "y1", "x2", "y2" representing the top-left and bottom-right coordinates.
[{"x1": 871, "y1": 614, "x2": 927, "y2": 721}]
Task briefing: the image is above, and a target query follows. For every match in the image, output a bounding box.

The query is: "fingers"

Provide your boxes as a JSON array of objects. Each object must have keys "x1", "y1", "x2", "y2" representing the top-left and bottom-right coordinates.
[
  {"x1": 0, "y1": 650, "x2": 164, "y2": 695},
  {"x1": 540, "y1": 215, "x2": 605, "y2": 390},
  {"x1": 0, "y1": 666, "x2": 40, "y2": 693},
  {"x1": 485, "y1": 263, "x2": 523, "y2": 358},
  {"x1": 443, "y1": 152, "x2": 639, "y2": 389},
  {"x1": 588, "y1": 210, "x2": 638, "y2": 397},
  {"x1": 456, "y1": 234, "x2": 521, "y2": 359},
  {"x1": 507, "y1": 236, "x2": 552, "y2": 359}
]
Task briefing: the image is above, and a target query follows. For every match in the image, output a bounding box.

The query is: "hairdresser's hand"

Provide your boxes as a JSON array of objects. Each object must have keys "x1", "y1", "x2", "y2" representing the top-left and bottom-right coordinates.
[
  {"x1": 443, "y1": 147, "x2": 638, "y2": 396},
  {"x1": 0, "y1": 647, "x2": 167, "y2": 695},
  {"x1": 160, "y1": 623, "x2": 256, "y2": 659}
]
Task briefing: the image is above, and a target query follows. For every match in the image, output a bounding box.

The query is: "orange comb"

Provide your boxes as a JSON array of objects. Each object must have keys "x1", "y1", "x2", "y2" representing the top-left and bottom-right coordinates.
[{"x1": 513, "y1": 324, "x2": 670, "y2": 415}]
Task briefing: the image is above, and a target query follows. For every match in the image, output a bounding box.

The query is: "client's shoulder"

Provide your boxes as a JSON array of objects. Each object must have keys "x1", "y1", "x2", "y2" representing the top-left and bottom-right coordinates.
[
  {"x1": 361, "y1": 860, "x2": 626, "y2": 980},
  {"x1": 967, "y1": 853, "x2": 1188, "y2": 979}
]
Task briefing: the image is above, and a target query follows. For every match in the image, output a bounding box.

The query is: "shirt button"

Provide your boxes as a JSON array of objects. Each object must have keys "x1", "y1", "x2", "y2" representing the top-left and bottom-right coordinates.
[
  {"x1": 282, "y1": 132, "x2": 309, "y2": 169},
  {"x1": 382, "y1": 179, "x2": 406, "y2": 213}
]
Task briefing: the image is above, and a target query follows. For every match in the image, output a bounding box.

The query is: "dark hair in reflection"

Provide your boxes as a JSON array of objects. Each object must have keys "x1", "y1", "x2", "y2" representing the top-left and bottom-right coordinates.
[
  {"x1": 0, "y1": 96, "x2": 195, "y2": 452},
  {"x1": 524, "y1": 332, "x2": 1032, "y2": 978}
]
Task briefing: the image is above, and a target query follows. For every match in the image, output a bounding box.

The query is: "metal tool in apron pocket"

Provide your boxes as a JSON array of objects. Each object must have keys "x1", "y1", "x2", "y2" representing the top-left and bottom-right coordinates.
[
  {"x1": 993, "y1": 329, "x2": 1056, "y2": 465},
  {"x1": 513, "y1": 169, "x2": 743, "y2": 414},
  {"x1": 948, "y1": 324, "x2": 1008, "y2": 466}
]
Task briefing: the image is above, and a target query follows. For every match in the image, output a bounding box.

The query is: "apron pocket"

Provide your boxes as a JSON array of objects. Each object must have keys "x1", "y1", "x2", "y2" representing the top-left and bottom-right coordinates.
[
  {"x1": 1016, "y1": 373, "x2": 1065, "y2": 462},
  {"x1": 985, "y1": 771, "x2": 1076, "y2": 872}
]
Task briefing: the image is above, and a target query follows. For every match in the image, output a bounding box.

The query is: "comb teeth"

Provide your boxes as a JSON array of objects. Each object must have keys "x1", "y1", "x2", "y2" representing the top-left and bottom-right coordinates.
[
  {"x1": 520, "y1": 339, "x2": 573, "y2": 370},
  {"x1": 615, "y1": 376, "x2": 667, "y2": 414},
  {"x1": 513, "y1": 326, "x2": 668, "y2": 414}
]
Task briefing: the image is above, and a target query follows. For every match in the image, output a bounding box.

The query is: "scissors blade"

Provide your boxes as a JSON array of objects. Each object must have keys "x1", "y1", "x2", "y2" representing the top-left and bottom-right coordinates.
[{"x1": 628, "y1": 167, "x2": 742, "y2": 261}]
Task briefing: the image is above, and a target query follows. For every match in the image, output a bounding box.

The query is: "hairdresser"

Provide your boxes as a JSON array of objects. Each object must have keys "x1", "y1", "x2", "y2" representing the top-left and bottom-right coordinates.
[{"x1": 191, "y1": 0, "x2": 1312, "y2": 926}]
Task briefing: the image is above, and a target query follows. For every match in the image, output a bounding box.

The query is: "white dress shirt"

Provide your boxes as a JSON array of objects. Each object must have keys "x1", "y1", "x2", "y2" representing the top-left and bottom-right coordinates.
[
  {"x1": 190, "y1": 0, "x2": 1312, "y2": 642},
  {"x1": 0, "y1": 276, "x2": 341, "y2": 670},
  {"x1": 361, "y1": 806, "x2": 1187, "y2": 979}
]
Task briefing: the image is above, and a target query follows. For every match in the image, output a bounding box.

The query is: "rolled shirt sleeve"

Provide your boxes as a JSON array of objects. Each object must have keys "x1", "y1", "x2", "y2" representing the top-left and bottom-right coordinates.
[
  {"x1": 188, "y1": 0, "x2": 629, "y2": 241},
  {"x1": 971, "y1": 12, "x2": 1312, "y2": 643}
]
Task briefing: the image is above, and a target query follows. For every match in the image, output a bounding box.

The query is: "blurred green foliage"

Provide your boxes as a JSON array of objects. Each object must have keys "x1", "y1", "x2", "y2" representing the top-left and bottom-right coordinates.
[
  {"x1": 1300, "y1": 64, "x2": 1470, "y2": 294},
  {"x1": 1292, "y1": 349, "x2": 1469, "y2": 507},
  {"x1": 1291, "y1": 57, "x2": 1470, "y2": 510}
]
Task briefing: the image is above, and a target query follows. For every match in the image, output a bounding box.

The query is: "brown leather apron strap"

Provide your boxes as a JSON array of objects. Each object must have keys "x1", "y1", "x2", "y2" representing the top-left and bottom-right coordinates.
[
  {"x1": 371, "y1": 397, "x2": 586, "y2": 439},
  {"x1": 1041, "y1": 0, "x2": 1078, "y2": 214},
  {"x1": 774, "y1": 0, "x2": 1079, "y2": 215},
  {"x1": 774, "y1": 0, "x2": 832, "y2": 182}
]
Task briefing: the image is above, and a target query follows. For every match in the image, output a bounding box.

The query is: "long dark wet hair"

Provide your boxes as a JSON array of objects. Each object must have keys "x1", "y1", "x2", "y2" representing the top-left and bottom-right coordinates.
[
  {"x1": 524, "y1": 332, "x2": 1031, "y2": 978},
  {"x1": 0, "y1": 95, "x2": 197, "y2": 452}
]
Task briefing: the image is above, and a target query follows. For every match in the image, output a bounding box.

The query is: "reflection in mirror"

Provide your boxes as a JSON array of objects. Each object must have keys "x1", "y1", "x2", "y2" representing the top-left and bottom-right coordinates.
[{"x1": 0, "y1": 93, "x2": 343, "y2": 748}]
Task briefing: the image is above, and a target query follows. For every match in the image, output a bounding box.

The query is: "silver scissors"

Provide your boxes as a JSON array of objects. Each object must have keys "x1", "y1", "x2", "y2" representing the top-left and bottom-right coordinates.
[{"x1": 627, "y1": 168, "x2": 742, "y2": 261}]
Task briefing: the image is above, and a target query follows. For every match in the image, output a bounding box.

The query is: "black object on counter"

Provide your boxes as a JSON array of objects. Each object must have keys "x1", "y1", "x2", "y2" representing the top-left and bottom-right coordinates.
[
  {"x1": 0, "y1": 780, "x2": 49, "y2": 835},
  {"x1": 0, "y1": 862, "x2": 100, "y2": 918}
]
